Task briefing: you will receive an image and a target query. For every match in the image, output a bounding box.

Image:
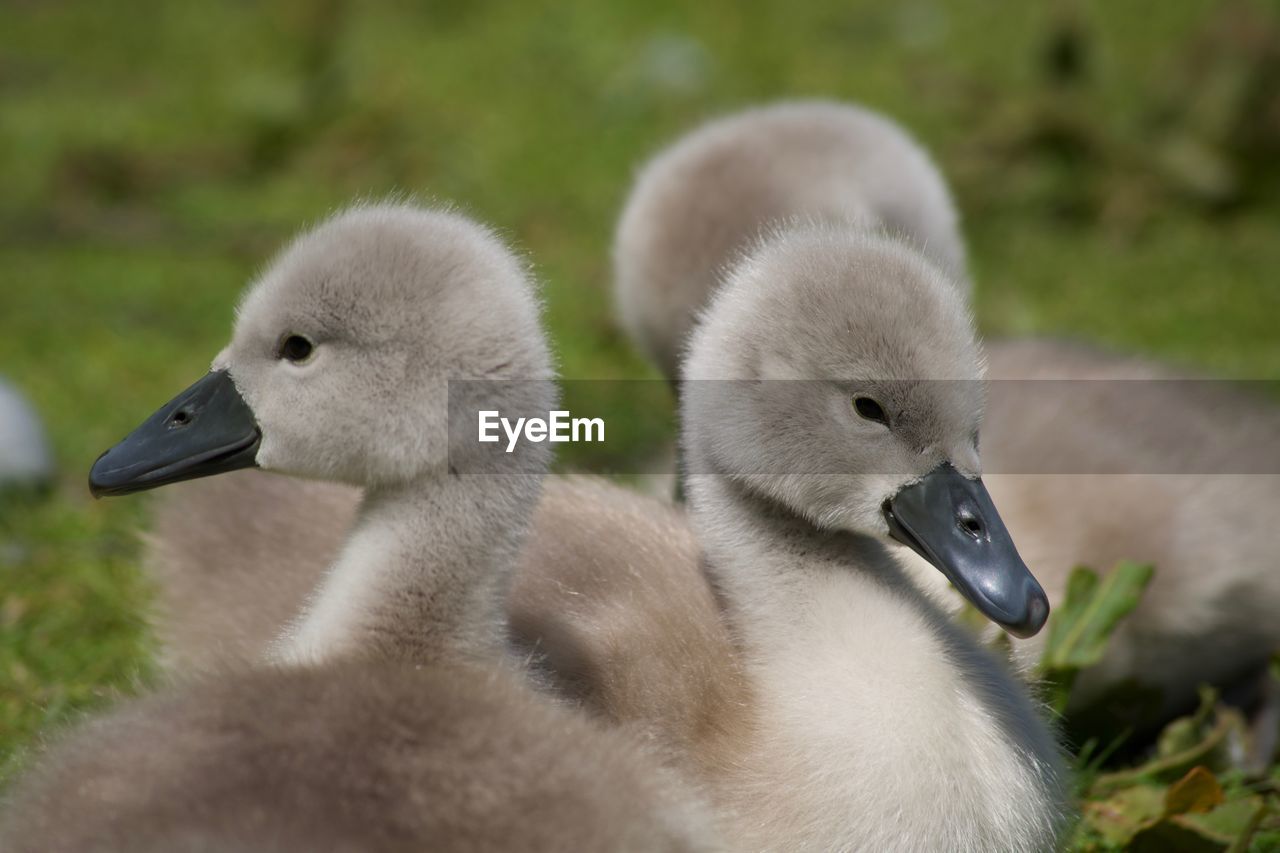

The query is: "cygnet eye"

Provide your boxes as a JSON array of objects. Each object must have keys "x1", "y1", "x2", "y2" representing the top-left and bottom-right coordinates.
[
  {"x1": 853, "y1": 396, "x2": 888, "y2": 425},
  {"x1": 279, "y1": 334, "x2": 315, "y2": 364}
]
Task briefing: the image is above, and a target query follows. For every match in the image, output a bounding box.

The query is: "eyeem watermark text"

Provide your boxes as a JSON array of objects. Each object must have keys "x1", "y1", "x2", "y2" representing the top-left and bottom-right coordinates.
[{"x1": 478, "y1": 410, "x2": 605, "y2": 453}]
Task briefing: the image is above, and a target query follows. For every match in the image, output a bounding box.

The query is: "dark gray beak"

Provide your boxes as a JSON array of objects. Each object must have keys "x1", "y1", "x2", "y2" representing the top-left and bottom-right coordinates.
[
  {"x1": 89, "y1": 370, "x2": 260, "y2": 498},
  {"x1": 883, "y1": 463, "x2": 1049, "y2": 638}
]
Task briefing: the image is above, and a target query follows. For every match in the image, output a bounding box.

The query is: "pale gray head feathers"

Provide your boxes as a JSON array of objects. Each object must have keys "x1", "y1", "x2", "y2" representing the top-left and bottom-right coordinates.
[
  {"x1": 0, "y1": 203, "x2": 721, "y2": 852},
  {"x1": 682, "y1": 224, "x2": 984, "y2": 536},
  {"x1": 222, "y1": 203, "x2": 555, "y2": 487},
  {"x1": 614, "y1": 99, "x2": 969, "y2": 379}
]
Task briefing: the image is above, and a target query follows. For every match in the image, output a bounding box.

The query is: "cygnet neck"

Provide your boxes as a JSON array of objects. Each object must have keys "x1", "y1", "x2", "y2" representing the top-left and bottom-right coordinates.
[
  {"x1": 688, "y1": 473, "x2": 924, "y2": 666},
  {"x1": 275, "y1": 467, "x2": 543, "y2": 667}
]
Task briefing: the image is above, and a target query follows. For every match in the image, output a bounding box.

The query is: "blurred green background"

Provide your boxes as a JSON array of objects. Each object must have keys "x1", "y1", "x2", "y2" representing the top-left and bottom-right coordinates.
[{"x1": 2, "y1": 0, "x2": 1278, "y2": 844}]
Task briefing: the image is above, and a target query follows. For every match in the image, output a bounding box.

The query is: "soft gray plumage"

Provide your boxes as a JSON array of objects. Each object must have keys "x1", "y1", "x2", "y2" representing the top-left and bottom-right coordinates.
[
  {"x1": 141, "y1": 470, "x2": 358, "y2": 672},
  {"x1": 132, "y1": 230, "x2": 1071, "y2": 851},
  {"x1": 0, "y1": 204, "x2": 719, "y2": 853},
  {"x1": 613, "y1": 100, "x2": 968, "y2": 379},
  {"x1": 614, "y1": 99, "x2": 1280, "y2": 731},
  {"x1": 980, "y1": 340, "x2": 1280, "y2": 725},
  {"x1": 672, "y1": 225, "x2": 1067, "y2": 851},
  {"x1": 1, "y1": 660, "x2": 717, "y2": 853},
  {"x1": 124, "y1": 99, "x2": 1279, "y2": 841},
  {"x1": 142, "y1": 467, "x2": 748, "y2": 773}
]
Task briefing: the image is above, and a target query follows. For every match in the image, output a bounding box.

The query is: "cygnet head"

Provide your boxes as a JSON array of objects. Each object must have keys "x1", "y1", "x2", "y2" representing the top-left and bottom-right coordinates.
[
  {"x1": 89, "y1": 203, "x2": 554, "y2": 495},
  {"x1": 682, "y1": 225, "x2": 1048, "y2": 637},
  {"x1": 615, "y1": 100, "x2": 969, "y2": 381}
]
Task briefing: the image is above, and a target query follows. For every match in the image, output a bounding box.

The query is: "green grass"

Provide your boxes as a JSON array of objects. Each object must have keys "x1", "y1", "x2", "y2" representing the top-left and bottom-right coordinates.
[{"x1": 2, "y1": 0, "x2": 1278, "y2": 845}]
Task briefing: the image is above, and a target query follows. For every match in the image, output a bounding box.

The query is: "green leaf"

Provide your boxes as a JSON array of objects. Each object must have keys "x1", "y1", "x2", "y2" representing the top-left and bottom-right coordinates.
[
  {"x1": 1128, "y1": 815, "x2": 1231, "y2": 853},
  {"x1": 1081, "y1": 784, "x2": 1166, "y2": 846},
  {"x1": 1041, "y1": 562, "x2": 1156, "y2": 672},
  {"x1": 1200, "y1": 797, "x2": 1270, "y2": 852},
  {"x1": 1037, "y1": 562, "x2": 1156, "y2": 713},
  {"x1": 1092, "y1": 700, "x2": 1248, "y2": 795},
  {"x1": 1158, "y1": 687, "x2": 1221, "y2": 759}
]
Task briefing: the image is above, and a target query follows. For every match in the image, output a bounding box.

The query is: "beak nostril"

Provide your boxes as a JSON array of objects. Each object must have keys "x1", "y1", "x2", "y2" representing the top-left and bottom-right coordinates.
[
  {"x1": 170, "y1": 409, "x2": 191, "y2": 427},
  {"x1": 958, "y1": 514, "x2": 983, "y2": 537}
]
